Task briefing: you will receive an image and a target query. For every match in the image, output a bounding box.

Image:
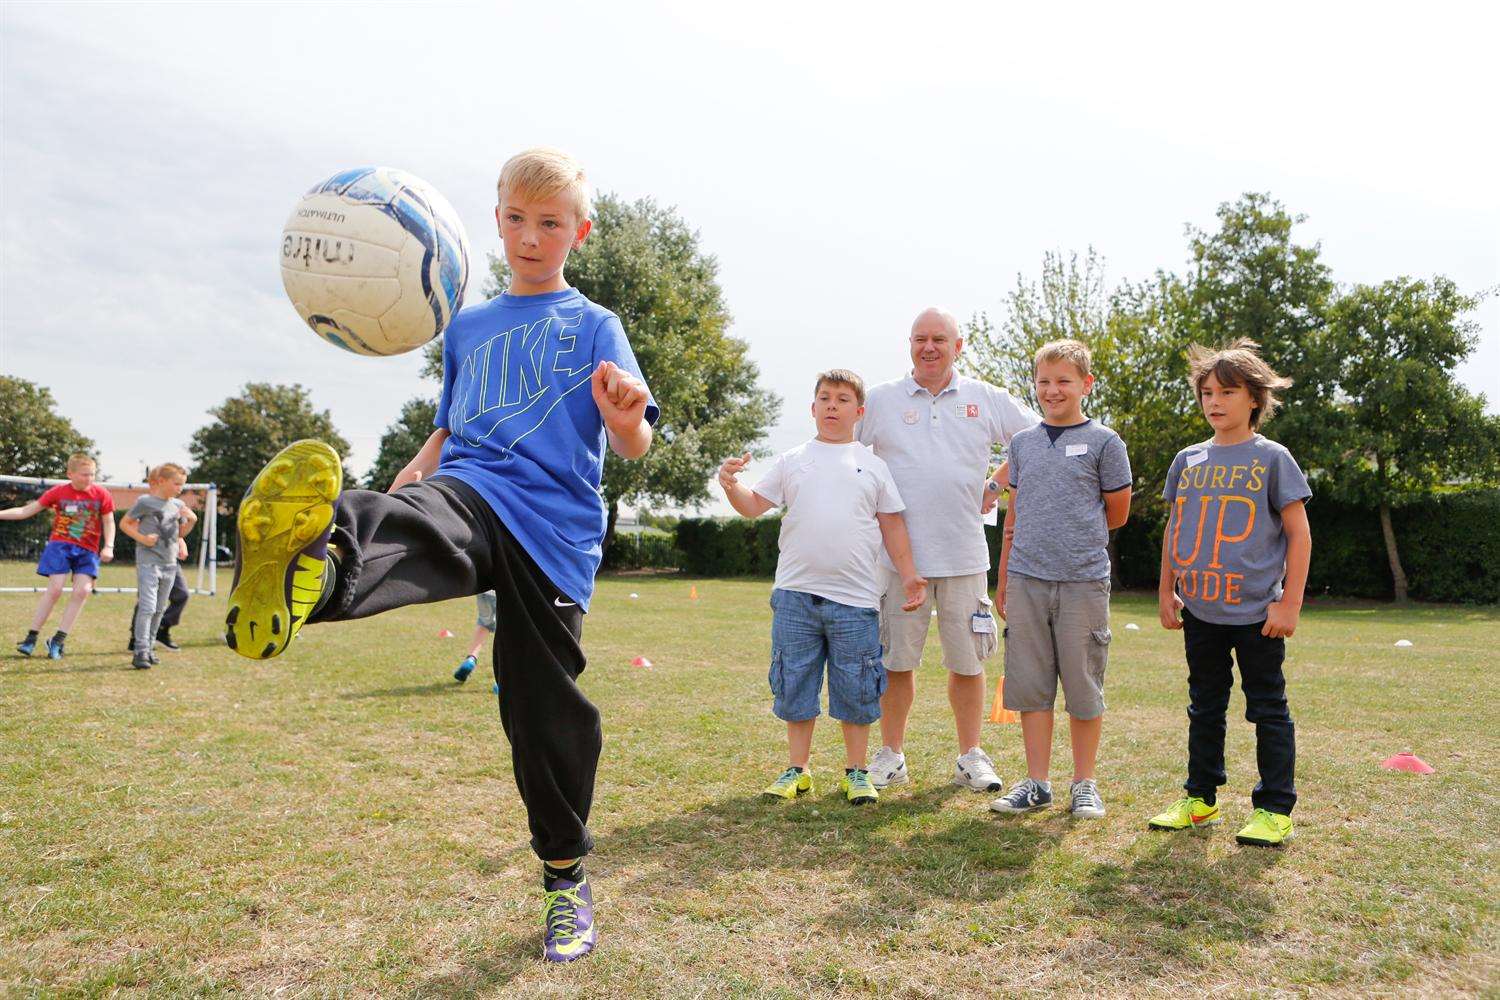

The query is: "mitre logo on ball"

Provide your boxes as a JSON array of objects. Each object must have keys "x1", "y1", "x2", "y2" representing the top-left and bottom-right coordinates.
[{"x1": 280, "y1": 166, "x2": 471, "y2": 357}]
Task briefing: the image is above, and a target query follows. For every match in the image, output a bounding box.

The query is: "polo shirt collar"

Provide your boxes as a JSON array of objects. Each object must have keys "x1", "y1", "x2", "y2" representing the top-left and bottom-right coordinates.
[{"x1": 904, "y1": 371, "x2": 961, "y2": 397}]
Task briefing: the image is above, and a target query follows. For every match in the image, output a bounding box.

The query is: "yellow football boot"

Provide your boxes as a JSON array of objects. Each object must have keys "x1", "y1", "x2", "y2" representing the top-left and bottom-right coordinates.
[{"x1": 225, "y1": 440, "x2": 341, "y2": 659}]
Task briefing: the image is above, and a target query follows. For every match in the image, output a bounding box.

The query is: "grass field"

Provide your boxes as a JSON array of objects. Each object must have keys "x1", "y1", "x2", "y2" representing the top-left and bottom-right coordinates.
[{"x1": 1, "y1": 562, "x2": 1496, "y2": 998}]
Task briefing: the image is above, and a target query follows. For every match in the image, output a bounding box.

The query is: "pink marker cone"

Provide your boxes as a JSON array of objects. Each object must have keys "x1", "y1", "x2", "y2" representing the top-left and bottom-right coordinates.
[
  {"x1": 1381, "y1": 751, "x2": 1434, "y2": 774},
  {"x1": 631, "y1": 656, "x2": 652, "y2": 668},
  {"x1": 437, "y1": 628, "x2": 455, "y2": 638}
]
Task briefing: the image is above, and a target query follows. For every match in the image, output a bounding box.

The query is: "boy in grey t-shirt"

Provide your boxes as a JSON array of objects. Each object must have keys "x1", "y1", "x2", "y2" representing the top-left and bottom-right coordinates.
[
  {"x1": 992, "y1": 340, "x2": 1132, "y2": 819},
  {"x1": 119, "y1": 464, "x2": 197, "y2": 669},
  {"x1": 1149, "y1": 340, "x2": 1311, "y2": 848}
]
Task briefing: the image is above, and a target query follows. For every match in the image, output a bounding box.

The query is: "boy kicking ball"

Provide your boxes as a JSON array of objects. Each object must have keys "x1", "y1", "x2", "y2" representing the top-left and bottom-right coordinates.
[
  {"x1": 1150, "y1": 340, "x2": 1311, "y2": 847},
  {"x1": 225, "y1": 148, "x2": 658, "y2": 961},
  {"x1": 719, "y1": 370, "x2": 925, "y2": 806}
]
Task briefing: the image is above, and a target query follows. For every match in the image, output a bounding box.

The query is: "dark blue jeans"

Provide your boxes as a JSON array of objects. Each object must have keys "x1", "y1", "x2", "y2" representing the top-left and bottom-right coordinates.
[{"x1": 1181, "y1": 609, "x2": 1297, "y2": 815}]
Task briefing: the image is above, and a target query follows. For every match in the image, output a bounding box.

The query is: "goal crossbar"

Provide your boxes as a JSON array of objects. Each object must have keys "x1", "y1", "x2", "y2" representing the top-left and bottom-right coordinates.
[{"x1": 0, "y1": 475, "x2": 220, "y2": 596}]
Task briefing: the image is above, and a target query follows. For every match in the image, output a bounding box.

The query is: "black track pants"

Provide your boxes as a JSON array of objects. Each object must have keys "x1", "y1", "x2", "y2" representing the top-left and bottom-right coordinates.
[{"x1": 312, "y1": 477, "x2": 598, "y2": 860}]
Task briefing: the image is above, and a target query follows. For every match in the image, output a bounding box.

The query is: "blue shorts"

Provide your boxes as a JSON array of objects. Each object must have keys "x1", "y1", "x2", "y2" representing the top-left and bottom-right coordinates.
[
  {"x1": 769, "y1": 589, "x2": 886, "y2": 725},
  {"x1": 36, "y1": 540, "x2": 101, "y2": 579}
]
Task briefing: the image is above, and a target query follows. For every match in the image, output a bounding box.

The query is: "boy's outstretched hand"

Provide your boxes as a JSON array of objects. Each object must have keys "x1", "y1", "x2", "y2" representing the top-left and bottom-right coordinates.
[
  {"x1": 592, "y1": 361, "x2": 648, "y2": 432},
  {"x1": 901, "y1": 574, "x2": 928, "y2": 612},
  {"x1": 717, "y1": 452, "x2": 751, "y2": 492},
  {"x1": 1158, "y1": 590, "x2": 1184, "y2": 630}
]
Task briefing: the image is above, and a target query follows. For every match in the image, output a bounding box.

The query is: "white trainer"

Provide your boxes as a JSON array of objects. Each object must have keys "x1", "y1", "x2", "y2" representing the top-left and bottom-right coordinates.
[
  {"x1": 868, "y1": 745, "x2": 908, "y2": 788},
  {"x1": 1069, "y1": 779, "x2": 1106, "y2": 818},
  {"x1": 954, "y1": 746, "x2": 1003, "y2": 793}
]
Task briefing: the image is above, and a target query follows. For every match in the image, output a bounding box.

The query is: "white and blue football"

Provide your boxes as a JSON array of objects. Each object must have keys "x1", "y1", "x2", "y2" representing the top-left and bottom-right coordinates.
[{"x1": 280, "y1": 167, "x2": 470, "y2": 356}]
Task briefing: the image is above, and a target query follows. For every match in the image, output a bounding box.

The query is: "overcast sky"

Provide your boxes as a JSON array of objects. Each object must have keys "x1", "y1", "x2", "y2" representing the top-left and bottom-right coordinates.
[{"x1": 2, "y1": 2, "x2": 1496, "y2": 503}]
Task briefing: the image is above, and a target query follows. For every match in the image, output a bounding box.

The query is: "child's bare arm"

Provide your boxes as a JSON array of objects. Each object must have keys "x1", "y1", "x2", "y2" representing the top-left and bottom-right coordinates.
[
  {"x1": 1158, "y1": 519, "x2": 1182, "y2": 630},
  {"x1": 1263, "y1": 500, "x2": 1310, "y2": 639},
  {"x1": 1103, "y1": 487, "x2": 1132, "y2": 530},
  {"x1": 877, "y1": 512, "x2": 927, "y2": 611},
  {"x1": 996, "y1": 483, "x2": 1016, "y2": 618},
  {"x1": 717, "y1": 453, "x2": 775, "y2": 519},
  {"x1": 389, "y1": 428, "x2": 450, "y2": 493},
  {"x1": 0, "y1": 500, "x2": 45, "y2": 521},
  {"x1": 592, "y1": 361, "x2": 653, "y2": 460},
  {"x1": 100, "y1": 515, "x2": 115, "y2": 561},
  {"x1": 179, "y1": 507, "x2": 199, "y2": 533},
  {"x1": 119, "y1": 514, "x2": 156, "y2": 547}
]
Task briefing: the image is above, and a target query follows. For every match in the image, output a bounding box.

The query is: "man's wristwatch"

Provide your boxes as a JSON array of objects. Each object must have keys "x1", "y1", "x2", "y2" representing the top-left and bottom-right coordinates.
[{"x1": 985, "y1": 479, "x2": 1001, "y2": 494}]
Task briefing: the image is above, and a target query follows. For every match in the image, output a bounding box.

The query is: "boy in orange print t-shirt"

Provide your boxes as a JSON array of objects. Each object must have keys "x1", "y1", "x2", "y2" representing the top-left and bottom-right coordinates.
[{"x1": 1149, "y1": 340, "x2": 1311, "y2": 848}]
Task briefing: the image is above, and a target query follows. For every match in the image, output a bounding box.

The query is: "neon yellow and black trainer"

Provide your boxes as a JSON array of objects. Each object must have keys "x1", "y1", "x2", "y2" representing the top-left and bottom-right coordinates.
[
  {"x1": 1235, "y1": 808, "x2": 1294, "y2": 847},
  {"x1": 1147, "y1": 795, "x2": 1222, "y2": 831},
  {"x1": 226, "y1": 440, "x2": 341, "y2": 660},
  {"x1": 763, "y1": 767, "x2": 813, "y2": 800},
  {"x1": 842, "y1": 768, "x2": 879, "y2": 806}
]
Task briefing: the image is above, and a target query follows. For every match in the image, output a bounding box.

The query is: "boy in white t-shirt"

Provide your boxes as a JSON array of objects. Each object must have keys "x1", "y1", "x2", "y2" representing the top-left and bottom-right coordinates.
[{"x1": 719, "y1": 370, "x2": 927, "y2": 806}]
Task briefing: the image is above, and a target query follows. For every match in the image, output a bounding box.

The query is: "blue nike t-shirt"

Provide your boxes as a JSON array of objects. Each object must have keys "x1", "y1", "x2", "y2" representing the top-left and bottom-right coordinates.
[{"x1": 434, "y1": 288, "x2": 659, "y2": 611}]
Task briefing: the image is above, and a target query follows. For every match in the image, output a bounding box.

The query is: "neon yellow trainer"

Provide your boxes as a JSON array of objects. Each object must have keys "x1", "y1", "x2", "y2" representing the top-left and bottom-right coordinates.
[
  {"x1": 226, "y1": 440, "x2": 341, "y2": 660},
  {"x1": 1235, "y1": 808, "x2": 1294, "y2": 846},
  {"x1": 763, "y1": 767, "x2": 812, "y2": 800},
  {"x1": 842, "y1": 768, "x2": 878, "y2": 806},
  {"x1": 1147, "y1": 795, "x2": 1222, "y2": 831}
]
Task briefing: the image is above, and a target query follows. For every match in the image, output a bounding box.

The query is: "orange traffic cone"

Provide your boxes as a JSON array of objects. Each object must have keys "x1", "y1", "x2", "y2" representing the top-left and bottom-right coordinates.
[
  {"x1": 689, "y1": 584, "x2": 699, "y2": 601},
  {"x1": 989, "y1": 676, "x2": 1018, "y2": 723}
]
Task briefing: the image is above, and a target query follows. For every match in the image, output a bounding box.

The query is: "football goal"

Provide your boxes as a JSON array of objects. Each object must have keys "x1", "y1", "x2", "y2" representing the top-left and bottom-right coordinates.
[{"x1": 0, "y1": 475, "x2": 220, "y2": 595}]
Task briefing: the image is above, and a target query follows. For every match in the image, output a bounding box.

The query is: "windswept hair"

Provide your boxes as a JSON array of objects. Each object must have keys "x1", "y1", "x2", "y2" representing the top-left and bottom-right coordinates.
[
  {"x1": 150, "y1": 462, "x2": 188, "y2": 482},
  {"x1": 1187, "y1": 339, "x2": 1293, "y2": 428},
  {"x1": 814, "y1": 368, "x2": 866, "y2": 406},
  {"x1": 66, "y1": 453, "x2": 96, "y2": 472}
]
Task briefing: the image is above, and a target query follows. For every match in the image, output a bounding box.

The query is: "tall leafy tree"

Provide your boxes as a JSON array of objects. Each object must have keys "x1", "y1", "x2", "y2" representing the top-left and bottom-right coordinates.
[
  {"x1": 187, "y1": 383, "x2": 350, "y2": 533},
  {"x1": 1321, "y1": 278, "x2": 1500, "y2": 601},
  {"x1": 363, "y1": 397, "x2": 438, "y2": 491},
  {"x1": 457, "y1": 192, "x2": 779, "y2": 550},
  {"x1": 0, "y1": 376, "x2": 96, "y2": 478},
  {"x1": 1180, "y1": 192, "x2": 1340, "y2": 467}
]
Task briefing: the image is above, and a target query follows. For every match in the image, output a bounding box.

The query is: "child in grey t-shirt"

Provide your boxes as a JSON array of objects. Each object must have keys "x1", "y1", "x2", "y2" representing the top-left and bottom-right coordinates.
[
  {"x1": 120, "y1": 464, "x2": 197, "y2": 668},
  {"x1": 1150, "y1": 340, "x2": 1311, "y2": 848},
  {"x1": 993, "y1": 340, "x2": 1132, "y2": 820}
]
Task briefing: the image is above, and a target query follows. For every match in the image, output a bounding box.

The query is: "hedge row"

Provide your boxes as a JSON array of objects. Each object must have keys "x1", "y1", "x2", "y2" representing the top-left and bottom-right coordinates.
[
  {"x1": 601, "y1": 529, "x2": 681, "y2": 571},
  {"x1": 672, "y1": 488, "x2": 1499, "y2": 604}
]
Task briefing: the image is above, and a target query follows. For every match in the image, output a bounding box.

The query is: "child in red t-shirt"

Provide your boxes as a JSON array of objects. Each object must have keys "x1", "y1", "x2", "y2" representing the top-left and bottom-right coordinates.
[{"x1": 1, "y1": 454, "x2": 116, "y2": 659}]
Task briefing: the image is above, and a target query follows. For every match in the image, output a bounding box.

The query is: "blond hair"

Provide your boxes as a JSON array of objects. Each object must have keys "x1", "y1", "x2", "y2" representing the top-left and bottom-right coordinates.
[
  {"x1": 496, "y1": 147, "x2": 591, "y2": 223},
  {"x1": 1033, "y1": 339, "x2": 1093, "y2": 378},
  {"x1": 814, "y1": 368, "x2": 866, "y2": 406},
  {"x1": 150, "y1": 462, "x2": 188, "y2": 483},
  {"x1": 66, "y1": 453, "x2": 96, "y2": 472},
  {"x1": 1188, "y1": 339, "x2": 1293, "y2": 428}
]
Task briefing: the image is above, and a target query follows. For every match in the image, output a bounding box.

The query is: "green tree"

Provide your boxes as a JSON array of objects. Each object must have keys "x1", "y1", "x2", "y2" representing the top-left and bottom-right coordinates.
[
  {"x1": 0, "y1": 376, "x2": 96, "y2": 478},
  {"x1": 962, "y1": 251, "x2": 1201, "y2": 517},
  {"x1": 1180, "y1": 192, "x2": 1339, "y2": 466},
  {"x1": 363, "y1": 397, "x2": 438, "y2": 491},
  {"x1": 187, "y1": 383, "x2": 351, "y2": 537},
  {"x1": 442, "y1": 192, "x2": 779, "y2": 552},
  {"x1": 1322, "y1": 277, "x2": 1500, "y2": 601}
]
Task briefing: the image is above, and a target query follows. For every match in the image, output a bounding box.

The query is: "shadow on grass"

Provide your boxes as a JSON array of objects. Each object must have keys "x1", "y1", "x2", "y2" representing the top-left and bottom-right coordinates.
[
  {"x1": 338, "y1": 681, "x2": 467, "y2": 700},
  {"x1": 5, "y1": 657, "x2": 137, "y2": 675},
  {"x1": 1076, "y1": 830, "x2": 1286, "y2": 965}
]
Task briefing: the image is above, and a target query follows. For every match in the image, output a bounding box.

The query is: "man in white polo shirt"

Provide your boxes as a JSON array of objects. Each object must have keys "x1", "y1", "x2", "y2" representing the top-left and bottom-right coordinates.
[{"x1": 857, "y1": 307, "x2": 1039, "y2": 792}]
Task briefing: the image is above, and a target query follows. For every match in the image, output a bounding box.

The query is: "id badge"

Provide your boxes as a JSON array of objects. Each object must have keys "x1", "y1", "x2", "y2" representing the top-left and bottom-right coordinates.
[{"x1": 971, "y1": 612, "x2": 997, "y2": 635}]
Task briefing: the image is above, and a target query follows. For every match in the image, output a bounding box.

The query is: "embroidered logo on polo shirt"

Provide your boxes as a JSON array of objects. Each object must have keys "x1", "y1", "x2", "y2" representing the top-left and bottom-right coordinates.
[{"x1": 902, "y1": 410, "x2": 919, "y2": 425}]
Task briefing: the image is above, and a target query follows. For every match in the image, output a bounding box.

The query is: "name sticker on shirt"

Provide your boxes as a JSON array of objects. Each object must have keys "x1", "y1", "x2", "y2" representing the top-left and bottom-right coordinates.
[
  {"x1": 1065, "y1": 443, "x2": 1088, "y2": 457},
  {"x1": 1185, "y1": 450, "x2": 1208, "y2": 467},
  {"x1": 955, "y1": 403, "x2": 979, "y2": 418}
]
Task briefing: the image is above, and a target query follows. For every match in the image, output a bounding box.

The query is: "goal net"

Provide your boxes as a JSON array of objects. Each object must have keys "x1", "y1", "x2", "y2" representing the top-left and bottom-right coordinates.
[{"x1": 0, "y1": 475, "x2": 220, "y2": 595}]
